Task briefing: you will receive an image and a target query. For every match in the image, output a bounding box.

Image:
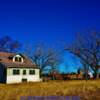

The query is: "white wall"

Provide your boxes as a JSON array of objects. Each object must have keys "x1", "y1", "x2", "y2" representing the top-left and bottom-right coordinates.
[
  {"x1": 6, "y1": 68, "x2": 42, "y2": 84},
  {"x1": 6, "y1": 75, "x2": 42, "y2": 84}
]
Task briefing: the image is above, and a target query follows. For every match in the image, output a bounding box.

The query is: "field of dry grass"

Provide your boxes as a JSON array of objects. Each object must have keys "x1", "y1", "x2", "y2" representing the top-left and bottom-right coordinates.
[{"x1": 0, "y1": 80, "x2": 100, "y2": 100}]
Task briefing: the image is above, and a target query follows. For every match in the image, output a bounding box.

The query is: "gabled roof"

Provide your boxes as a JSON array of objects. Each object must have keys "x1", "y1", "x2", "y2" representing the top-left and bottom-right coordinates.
[{"x1": 0, "y1": 52, "x2": 37, "y2": 68}]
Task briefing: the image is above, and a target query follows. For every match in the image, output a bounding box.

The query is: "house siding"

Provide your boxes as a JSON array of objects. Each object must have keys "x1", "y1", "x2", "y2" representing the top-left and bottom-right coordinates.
[{"x1": 6, "y1": 68, "x2": 41, "y2": 84}]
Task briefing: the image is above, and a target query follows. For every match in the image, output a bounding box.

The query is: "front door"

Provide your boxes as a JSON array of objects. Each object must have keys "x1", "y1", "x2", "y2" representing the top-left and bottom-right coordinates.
[{"x1": 22, "y1": 78, "x2": 27, "y2": 82}]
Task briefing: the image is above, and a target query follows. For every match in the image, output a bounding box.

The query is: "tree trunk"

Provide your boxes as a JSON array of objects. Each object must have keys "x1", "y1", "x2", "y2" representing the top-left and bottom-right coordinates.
[
  {"x1": 96, "y1": 73, "x2": 99, "y2": 79},
  {"x1": 94, "y1": 70, "x2": 99, "y2": 79},
  {"x1": 84, "y1": 64, "x2": 89, "y2": 81},
  {"x1": 96, "y1": 72, "x2": 99, "y2": 79},
  {"x1": 52, "y1": 72, "x2": 55, "y2": 80}
]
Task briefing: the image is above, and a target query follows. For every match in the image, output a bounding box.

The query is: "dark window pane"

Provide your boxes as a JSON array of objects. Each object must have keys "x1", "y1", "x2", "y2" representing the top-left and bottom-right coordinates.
[
  {"x1": 13, "y1": 70, "x2": 16, "y2": 75},
  {"x1": 15, "y1": 57, "x2": 18, "y2": 61},
  {"x1": 13, "y1": 69, "x2": 20, "y2": 75},
  {"x1": 17, "y1": 70, "x2": 19, "y2": 74},
  {"x1": 29, "y1": 70, "x2": 35, "y2": 75},
  {"x1": 23, "y1": 70, "x2": 26, "y2": 75},
  {"x1": 19, "y1": 57, "x2": 22, "y2": 62}
]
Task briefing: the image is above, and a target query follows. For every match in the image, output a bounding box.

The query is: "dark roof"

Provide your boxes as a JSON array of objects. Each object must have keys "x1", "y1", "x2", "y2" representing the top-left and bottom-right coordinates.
[{"x1": 0, "y1": 52, "x2": 37, "y2": 68}]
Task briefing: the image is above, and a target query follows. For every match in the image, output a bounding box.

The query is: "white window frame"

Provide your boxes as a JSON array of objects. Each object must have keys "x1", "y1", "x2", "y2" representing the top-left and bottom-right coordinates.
[{"x1": 13, "y1": 54, "x2": 24, "y2": 63}]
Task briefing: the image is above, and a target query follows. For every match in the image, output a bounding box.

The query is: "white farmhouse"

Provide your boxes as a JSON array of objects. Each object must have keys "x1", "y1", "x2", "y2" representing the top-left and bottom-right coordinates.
[{"x1": 0, "y1": 52, "x2": 41, "y2": 84}]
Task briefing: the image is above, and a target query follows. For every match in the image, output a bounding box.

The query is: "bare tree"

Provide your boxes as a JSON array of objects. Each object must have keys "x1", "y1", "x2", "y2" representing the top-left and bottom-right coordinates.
[
  {"x1": 65, "y1": 31, "x2": 100, "y2": 79},
  {"x1": 24, "y1": 44, "x2": 61, "y2": 78},
  {"x1": 0, "y1": 36, "x2": 21, "y2": 52}
]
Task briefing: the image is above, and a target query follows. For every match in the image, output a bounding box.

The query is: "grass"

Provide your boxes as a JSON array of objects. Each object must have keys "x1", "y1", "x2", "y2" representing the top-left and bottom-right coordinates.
[{"x1": 0, "y1": 80, "x2": 100, "y2": 100}]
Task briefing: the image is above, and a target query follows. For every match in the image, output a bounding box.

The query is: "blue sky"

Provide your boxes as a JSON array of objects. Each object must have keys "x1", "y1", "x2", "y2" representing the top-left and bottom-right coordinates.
[{"x1": 0, "y1": 0, "x2": 100, "y2": 73}]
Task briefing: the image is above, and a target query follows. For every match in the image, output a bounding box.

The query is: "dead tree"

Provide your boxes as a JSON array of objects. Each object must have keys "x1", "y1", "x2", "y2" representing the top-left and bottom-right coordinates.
[
  {"x1": 24, "y1": 44, "x2": 61, "y2": 78},
  {"x1": 0, "y1": 35, "x2": 21, "y2": 52},
  {"x1": 65, "y1": 31, "x2": 100, "y2": 79}
]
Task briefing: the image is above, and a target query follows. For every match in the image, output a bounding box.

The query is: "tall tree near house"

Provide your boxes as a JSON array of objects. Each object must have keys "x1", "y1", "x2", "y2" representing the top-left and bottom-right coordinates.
[
  {"x1": 81, "y1": 60, "x2": 89, "y2": 81},
  {"x1": 65, "y1": 31, "x2": 100, "y2": 79},
  {"x1": 0, "y1": 36, "x2": 21, "y2": 52},
  {"x1": 24, "y1": 44, "x2": 61, "y2": 79}
]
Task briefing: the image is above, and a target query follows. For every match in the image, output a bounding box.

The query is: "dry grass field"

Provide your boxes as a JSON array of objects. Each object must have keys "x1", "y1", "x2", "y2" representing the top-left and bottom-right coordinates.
[{"x1": 0, "y1": 80, "x2": 100, "y2": 100}]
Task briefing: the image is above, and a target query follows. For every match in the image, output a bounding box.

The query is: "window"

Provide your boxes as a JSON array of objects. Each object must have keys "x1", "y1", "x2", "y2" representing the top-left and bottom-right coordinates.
[
  {"x1": 15, "y1": 57, "x2": 18, "y2": 61},
  {"x1": 23, "y1": 70, "x2": 26, "y2": 75},
  {"x1": 13, "y1": 69, "x2": 20, "y2": 75},
  {"x1": 29, "y1": 70, "x2": 35, "y2": 75},
  {"x1": 19, "y1": 57, "x2": 22, "y2": 62},
  {"x1": 15, "y1": 57, "x2": 22, "y2": 62}
]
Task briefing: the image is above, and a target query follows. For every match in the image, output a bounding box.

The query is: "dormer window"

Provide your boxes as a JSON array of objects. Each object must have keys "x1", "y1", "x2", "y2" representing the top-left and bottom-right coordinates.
[
  {"x1": 19, "y1": 57, "x2": 22, "y2": 62},
  {"x1": 15, "y1": 57, "x2": 18, "y2": 61},
  {"x1": 15, "y1": 57, "x2": 22, "y2": 62},
  {"x1": 13, "y1": 54, "x2": 24, "y2": 63}
]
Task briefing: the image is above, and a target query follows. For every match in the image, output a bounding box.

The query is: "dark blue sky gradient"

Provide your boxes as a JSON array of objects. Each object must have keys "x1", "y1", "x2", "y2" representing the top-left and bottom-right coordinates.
[{"x1": 0, "y1": 0, "x2": 100, "y2": 72}]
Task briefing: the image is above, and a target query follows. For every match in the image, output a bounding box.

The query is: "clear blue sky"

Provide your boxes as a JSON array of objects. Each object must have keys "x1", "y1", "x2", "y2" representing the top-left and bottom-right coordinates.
[{"x1": 0, "y1": 0, "x2": 100, "y2": 73}]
